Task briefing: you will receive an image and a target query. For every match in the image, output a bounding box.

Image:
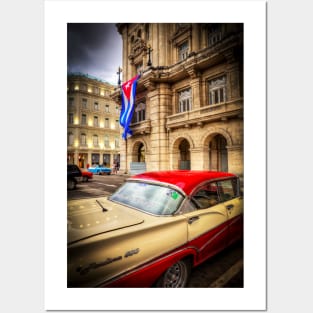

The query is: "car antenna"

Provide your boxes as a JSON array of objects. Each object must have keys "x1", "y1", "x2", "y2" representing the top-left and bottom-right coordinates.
[{"x1": 96, "y1": 199, "x2": 108, "y2": 212}]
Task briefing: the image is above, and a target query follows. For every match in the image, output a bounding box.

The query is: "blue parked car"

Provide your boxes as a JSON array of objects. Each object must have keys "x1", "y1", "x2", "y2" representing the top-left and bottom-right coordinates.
[{"x1": 87, "y1": 165, "x2": 111, "y2": 175}]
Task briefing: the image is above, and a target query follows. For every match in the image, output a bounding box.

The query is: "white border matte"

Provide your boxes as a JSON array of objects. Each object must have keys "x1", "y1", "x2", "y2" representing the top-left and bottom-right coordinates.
[{"x1": 45, "y1": 0, "x2": 267, "y2": 310}]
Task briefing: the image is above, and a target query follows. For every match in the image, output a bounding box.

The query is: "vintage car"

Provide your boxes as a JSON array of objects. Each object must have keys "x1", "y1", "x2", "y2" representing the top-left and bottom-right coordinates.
[
  {"x1": 87, "y1": 165, "x2": 111, "y2": 175},
  {"x1": 81, "y1": 170, "x2": 93, "y2": 182},
  {"x1": 67, "y1": 164, "x2": 83, "y2": 190},
  {"x1": 67, "y1": 170, "x2": 243, "y2": 287}
]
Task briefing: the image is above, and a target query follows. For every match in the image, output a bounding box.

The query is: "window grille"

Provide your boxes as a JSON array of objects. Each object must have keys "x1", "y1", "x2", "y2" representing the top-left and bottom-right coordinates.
[
  {"x1": 178, "y1": 88, "x2": 192, "y2": 112},
  {"x1": 178, "y1": 41, "x2": 189, "y2": 61},
  {"x1": 208, "y1": 76, "x2": 226, "y2": 105}
]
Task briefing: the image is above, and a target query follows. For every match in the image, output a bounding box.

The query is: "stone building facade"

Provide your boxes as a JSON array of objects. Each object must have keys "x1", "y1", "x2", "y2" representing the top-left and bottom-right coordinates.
[
  {"x1": 67, "y1": 73, "x2": 120, "y2": 169},
  {"x1": 115, "y1": 23, "x2": 243, "y2": 180}
]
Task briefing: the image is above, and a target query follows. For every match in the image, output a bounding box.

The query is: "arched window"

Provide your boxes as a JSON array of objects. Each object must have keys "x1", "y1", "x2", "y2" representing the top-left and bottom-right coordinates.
[
  {"x1": 80, "y1": 133, "x2": 86, "y2": 146},
  {"x1": 178, "y1": 41, "x2": 189, "y2": 61},
  {"x1": 208, "y1": 23, "x2": 222, "y2": 46},
  {"x1": 208, "y1": 76, "x2": 226, "y2": 105},
  {"x1": 104, "y1": 118, "x2": 109, "y2": 128},
  {"x1": 68, "y1": 113, "x2": 74, "y2": 124},
  {"x1": 115, "y1": 136, "x2": 120, "y2": 149},
  {"x1": 178, "y1": 88, "x2": 192, "y2": 112},
  {"x1": 104, "y1": 135, "x2": 110, "y2": 148},
  {"x1": 93, "y1": 135, "x2": 99, "y2": 147},
  {"x1": 134, "y1": 102, "x2": 146, "y2": 123},
  {"x1": 93, "y1": 116, "x2": 99, "y2": 127},
  {"x1": 81, "y1": 114, "x2": 87, "y2": 125},
  {"x1": 68, "y1": 132, "x2": 74, "y2": 146}
]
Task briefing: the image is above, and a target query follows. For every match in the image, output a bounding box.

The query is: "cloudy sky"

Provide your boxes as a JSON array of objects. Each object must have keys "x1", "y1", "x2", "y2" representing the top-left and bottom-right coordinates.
[{"x1": 67, "y1": 23, "x2": 122, "y2": 85}]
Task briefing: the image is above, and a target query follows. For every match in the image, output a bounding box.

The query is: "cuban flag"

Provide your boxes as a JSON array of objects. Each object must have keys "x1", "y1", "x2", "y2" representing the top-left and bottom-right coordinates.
[{"x1": 120, "y1": 74, "x2": 140, "y2": 139}]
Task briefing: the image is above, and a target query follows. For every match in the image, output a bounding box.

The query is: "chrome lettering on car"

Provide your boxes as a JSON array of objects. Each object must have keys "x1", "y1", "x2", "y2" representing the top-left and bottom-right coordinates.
[
  {"x1": 77, "y1": 256, "x2": 122, "y2": 275},
  {"x1": 124, "y1": 248, "x2": 140, "y2": 258},
  {"x1": 76, "y1": 248, "x2": 140, "y2": 275}
]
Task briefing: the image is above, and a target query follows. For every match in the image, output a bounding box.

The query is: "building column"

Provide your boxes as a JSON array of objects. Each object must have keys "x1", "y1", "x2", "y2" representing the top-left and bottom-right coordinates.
[
  {"x1": 191, "y1": 76, "x2": 201, "y2": 110},
  {"x1": 148, "y1": 83, "x2": 171, "y2": 171},
  {"x1": 171, "y1": 151, "x2": 180, "y2": 170},
  {"x1": 200, "y1": 24, "x2": 207, "y2": 50},
  {"x1": 158, "y1": 23, "x2": 167, "y2": 66},
  {"x1": 74, "y1": 149, "x2": 79, "y2": 166},
  {"x1": 87, "y1": 151, "x2": 92, "y2": 168},
  {"x1": 227, "y1": 145, "x2": 243, "y2": 178},
  {"x1": 192, "y1": 24, "x2": 200, "y2": 51},
  {"x1": 225, "y1": 50, "x2": 242, "y2": 100},
  {"x1": 190, "y1": 147, "x2": 204, "y2": 170},
  {"x1": 227, "y1": 65, "x2": 241, "y2": 99},
  {"x1": 119, "y1": 138, "x2": 127, "y2": 174}
]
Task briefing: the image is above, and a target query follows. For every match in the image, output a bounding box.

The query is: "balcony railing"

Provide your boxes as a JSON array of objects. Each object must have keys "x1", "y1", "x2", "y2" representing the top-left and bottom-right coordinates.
[
  {"x1": 167, "y1": 99, "x2": 243, "y2": 129},
  {"x1": 130, "y1": 119, "x2": 152, "y2": 135}
]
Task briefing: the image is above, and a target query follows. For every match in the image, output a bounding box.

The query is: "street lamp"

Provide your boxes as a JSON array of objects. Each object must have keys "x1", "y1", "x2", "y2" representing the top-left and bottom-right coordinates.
[
  {"x1": 117, "y1": 66, "x2": 122, "y2": 87},
  {"x1": 147, "y1": 44, "x2": 152, "y2": 67}
]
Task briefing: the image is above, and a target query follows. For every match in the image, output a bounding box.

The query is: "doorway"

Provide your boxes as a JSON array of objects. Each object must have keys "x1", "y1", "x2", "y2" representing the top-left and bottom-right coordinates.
[
  {"x1": 209, "y1": 135, "x2": 228, "y2": 172},
  {"x1": 179, "y1": 139, "x2": 191, "y2": 170}
]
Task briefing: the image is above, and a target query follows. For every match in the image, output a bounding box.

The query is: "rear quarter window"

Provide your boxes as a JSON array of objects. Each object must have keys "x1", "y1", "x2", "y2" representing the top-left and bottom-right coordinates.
[{"x1": 217, "y1": 178, "x2": 238, "y2": 202}]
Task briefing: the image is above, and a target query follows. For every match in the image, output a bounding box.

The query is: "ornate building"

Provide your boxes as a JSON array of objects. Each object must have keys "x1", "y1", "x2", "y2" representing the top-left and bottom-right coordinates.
[
  {"x1": 115, "y1": 23, "x2": 243, "y2": 180},
  {"x1": 67, "y1": 73, "x2": 120, "y2": 169}
]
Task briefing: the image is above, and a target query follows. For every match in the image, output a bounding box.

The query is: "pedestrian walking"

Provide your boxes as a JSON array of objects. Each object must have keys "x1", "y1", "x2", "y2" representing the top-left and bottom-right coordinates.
[{"x1": 112, "y1": 161, "x2": 117, "y2": 174}]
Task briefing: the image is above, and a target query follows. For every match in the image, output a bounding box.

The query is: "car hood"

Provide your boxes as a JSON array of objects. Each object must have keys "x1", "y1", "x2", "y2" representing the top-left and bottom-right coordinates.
[{"x1": 67, "y1": 197, "x2": 144, "y2": 244}]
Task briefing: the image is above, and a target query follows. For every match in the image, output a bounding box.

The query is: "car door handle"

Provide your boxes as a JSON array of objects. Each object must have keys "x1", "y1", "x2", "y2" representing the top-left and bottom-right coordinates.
[
  {"x1": 226, "y1": 204, "x2": 234, "y2": 210},
  {"x1": 188, "y1": 216, "x2": 199, "y2": 224}
]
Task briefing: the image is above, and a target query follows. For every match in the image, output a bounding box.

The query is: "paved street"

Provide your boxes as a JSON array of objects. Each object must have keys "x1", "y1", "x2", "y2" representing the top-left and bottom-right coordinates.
[
  {"x1": 67, "y1": 173, "x2": 127, "y2": 200},
  {"x1": 68, "y1": 173, "x2": 243, "y2": 287}
]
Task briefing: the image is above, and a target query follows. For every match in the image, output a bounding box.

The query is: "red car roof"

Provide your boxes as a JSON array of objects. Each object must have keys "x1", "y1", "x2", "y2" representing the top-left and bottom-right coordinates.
[{"x1": 130, "y1": 170, "x2": 236, "y2": 195}]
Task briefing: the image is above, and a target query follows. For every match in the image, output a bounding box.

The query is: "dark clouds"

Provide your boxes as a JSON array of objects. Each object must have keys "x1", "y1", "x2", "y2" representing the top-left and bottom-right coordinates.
[{"x1": 67, "y1": 23, "x2": 122, "y2": 84}]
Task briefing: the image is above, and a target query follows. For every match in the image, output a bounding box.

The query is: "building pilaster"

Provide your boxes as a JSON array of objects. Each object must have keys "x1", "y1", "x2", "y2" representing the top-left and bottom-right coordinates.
[
  {"x1": 190, "y1": 147, "x2": 204, "y2": 170},
  {"x1": 226, "y1": 145, "x2": 243, "y2": 177}
]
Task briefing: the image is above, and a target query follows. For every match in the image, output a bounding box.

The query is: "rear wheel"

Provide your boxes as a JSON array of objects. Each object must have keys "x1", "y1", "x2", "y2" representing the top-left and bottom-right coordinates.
[
  {"x1": 67, "y1": 178, "x2": 76, "y2": 190},
  {"x1": 156, "y1": 259, "x2": 191, "y2": 287}
]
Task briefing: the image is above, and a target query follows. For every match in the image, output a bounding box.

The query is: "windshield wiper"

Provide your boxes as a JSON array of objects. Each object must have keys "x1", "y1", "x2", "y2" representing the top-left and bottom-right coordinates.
[{"x1": 96, "y1": 199, "x2": 108, "y2": 212}]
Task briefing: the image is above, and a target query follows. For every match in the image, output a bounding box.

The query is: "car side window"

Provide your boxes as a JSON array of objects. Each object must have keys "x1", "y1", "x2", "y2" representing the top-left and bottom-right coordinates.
[
  {"x1": 179, "y1": 198, "x2": 197, "y2": 214},
  {"x1": 191, "y1": 182, "x2": 219, "y2": 209},
  {"x1": 217, "y1": 179, "x2": 237, "y2": 202}
]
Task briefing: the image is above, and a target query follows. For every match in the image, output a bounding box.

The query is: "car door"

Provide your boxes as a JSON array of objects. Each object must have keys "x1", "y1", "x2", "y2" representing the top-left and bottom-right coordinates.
[
  {"x1": 216, "y1": 178, "x2": 243, "y2": 246},
  {"x1": 183, "y1": 182, "x2": 229, "y2": 262}
]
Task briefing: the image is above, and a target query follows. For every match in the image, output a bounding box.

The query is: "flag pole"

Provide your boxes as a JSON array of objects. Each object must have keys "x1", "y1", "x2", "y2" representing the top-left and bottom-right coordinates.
[{"x1": 125, "y1": 137, "x2": 128, "y2": 174}]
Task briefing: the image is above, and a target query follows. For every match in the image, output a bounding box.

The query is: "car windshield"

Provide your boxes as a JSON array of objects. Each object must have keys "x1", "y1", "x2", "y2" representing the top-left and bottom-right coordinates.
[{"x1": 109, "y1": 181, "x2": 184, "y2": 215}]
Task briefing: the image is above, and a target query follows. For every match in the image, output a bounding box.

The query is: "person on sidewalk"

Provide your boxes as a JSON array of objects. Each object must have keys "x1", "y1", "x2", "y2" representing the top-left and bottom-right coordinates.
[{"x1": 112, "y1": 161, "x2": 117, "y2": 174}]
